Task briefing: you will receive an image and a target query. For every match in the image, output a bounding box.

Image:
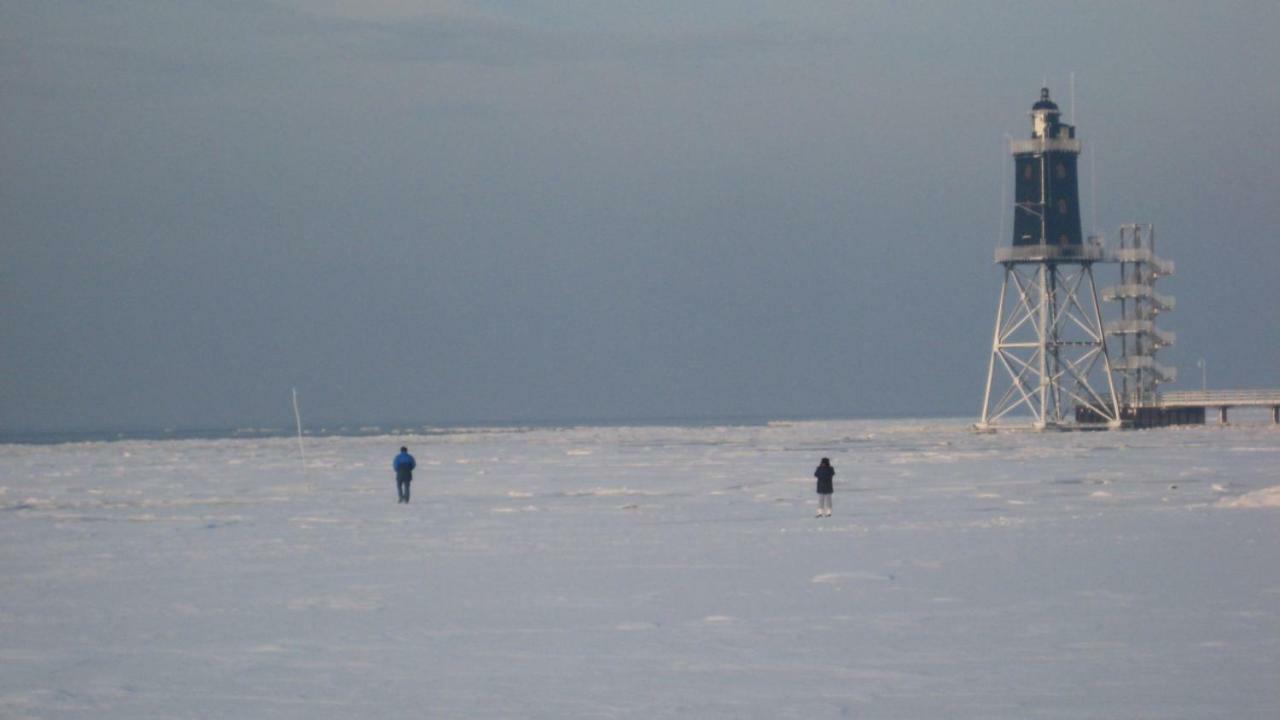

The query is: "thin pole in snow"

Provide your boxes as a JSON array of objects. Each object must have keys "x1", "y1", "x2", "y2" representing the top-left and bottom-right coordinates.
[{"x1": 292, "y1": 387, "x2": 305, "y2": 463}]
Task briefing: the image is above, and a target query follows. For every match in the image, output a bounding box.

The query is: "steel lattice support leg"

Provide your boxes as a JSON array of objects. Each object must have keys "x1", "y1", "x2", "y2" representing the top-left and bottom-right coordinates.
[
  {"x1": 978, "y1": 261, "x2": 1121, "y2": 431},
  {"x1": 977, "y1": 267, "x2": 1011, "y2": 430}
]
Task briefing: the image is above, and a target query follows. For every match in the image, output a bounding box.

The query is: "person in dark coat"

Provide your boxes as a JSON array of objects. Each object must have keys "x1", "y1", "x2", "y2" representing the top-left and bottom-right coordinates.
[
  {"x1": 814, "y1": 457, "x2": 835, "y2": 517},
  {"x1": 394, "y1": 446, "x2": 416, "y2": 503}
]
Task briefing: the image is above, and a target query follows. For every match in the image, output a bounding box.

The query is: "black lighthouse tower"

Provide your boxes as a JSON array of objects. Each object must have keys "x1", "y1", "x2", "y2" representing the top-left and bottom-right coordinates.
[
  {"x1": 1012, "y1": 88, "x2": 1083, "y2": 248},
  {"x1": 977, "y1": 87, "x2": 1121, "y2": 431}
]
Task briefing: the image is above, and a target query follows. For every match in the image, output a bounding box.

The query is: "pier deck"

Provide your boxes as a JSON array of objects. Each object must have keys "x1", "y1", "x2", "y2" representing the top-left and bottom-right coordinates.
[{"x1": 1155, "y1": 391, "x2": 1280, "y2": 425}]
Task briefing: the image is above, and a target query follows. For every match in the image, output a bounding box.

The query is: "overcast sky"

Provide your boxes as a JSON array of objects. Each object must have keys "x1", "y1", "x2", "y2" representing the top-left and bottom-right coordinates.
[{"x1": 3, "y1": 1, "x2": 1278, "y2": 432}]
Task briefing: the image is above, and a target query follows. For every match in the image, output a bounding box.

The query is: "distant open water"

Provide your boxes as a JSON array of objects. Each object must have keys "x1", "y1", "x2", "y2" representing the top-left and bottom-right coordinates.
[{"x1": 0, "y1": 414, "x2": 866, "y2": 445}]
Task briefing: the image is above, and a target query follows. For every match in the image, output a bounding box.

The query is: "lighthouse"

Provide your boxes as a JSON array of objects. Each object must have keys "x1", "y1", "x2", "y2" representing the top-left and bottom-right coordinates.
[
  {"x1": 1012, "y1": 88, "x2": 1083, "y2": 249},
  {"x1": 977, "y1": 88, "x2": 1122, "y2": 431}
]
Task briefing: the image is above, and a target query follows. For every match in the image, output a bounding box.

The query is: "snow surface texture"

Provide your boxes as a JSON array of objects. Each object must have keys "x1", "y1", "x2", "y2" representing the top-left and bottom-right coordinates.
[{"x1": 2, "y1": 419, "x2": 1278, "y2": 719}]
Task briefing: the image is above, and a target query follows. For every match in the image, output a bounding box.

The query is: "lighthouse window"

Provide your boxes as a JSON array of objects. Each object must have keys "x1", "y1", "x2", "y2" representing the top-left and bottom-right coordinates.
[
  {"x1": 1055, "y1": 163, "x2": 1066, "y2": 179},
  {"x1": 1057, "y1": 199, "x2": 1068, "y2": 215}
]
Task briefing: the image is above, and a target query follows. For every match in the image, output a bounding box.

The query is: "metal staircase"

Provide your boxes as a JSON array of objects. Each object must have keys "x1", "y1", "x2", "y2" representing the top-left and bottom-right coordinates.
[{"x1": 1104, "y1": 224, "x2": 1176, "y2": 406}]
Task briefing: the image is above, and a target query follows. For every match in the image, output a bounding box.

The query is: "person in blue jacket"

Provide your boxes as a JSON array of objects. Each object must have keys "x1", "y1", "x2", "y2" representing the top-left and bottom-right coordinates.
[{"x1": 394, "y1": 446, "x2": 417, "y2": 504}]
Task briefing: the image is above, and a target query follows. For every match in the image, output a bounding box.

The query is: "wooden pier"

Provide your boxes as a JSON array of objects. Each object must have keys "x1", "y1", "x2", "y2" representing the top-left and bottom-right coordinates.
[
  {"x1": 1074, "y1": 390, "x2": 1280, "y2": 428},
  {"x1": 1157, "y1": 391, "x2": 1280, "y2": 425}
]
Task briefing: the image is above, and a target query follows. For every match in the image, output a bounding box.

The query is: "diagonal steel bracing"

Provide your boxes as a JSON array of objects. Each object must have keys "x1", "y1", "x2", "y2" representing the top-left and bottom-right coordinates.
[{"x1": 978, "y1": 261, "x2": 1121, "y2": 430}]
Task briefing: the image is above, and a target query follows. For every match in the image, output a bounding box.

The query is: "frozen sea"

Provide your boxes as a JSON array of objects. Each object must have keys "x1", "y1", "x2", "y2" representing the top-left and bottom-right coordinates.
[{"x1": 2, "y1": 418, "x2": 1278, "y2": 719}]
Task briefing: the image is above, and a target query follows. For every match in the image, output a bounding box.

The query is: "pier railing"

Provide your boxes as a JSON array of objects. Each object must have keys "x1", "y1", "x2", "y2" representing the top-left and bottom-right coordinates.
[{"x1": 1159, "y1": 390, "x2": 1280, "y2": 407}]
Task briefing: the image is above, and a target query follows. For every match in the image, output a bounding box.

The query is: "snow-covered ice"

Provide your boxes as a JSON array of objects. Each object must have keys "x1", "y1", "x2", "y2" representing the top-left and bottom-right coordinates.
[{"x1": 2, "y1": 419, "x2": 1278, "y2": 718}]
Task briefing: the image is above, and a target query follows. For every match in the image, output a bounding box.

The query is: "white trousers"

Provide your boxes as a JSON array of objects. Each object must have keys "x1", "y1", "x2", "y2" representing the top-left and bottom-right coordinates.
[{"x1": 818, "y1": 494, "x2": 832, "y2": 512}]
